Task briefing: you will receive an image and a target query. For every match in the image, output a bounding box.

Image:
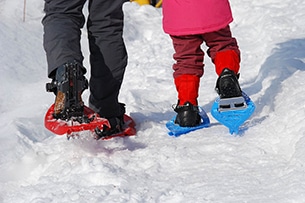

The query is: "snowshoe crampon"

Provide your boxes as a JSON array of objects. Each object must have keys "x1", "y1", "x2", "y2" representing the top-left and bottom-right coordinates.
[
  {"x1": 166, "y1": 107, "x2": 210, "y2": 137},
  {"x1": 211, "y1": 92, "x2": 255, "y2": 134},
  {"x1": 44, "y1": 104, "x2": 136, "y2": 140}
]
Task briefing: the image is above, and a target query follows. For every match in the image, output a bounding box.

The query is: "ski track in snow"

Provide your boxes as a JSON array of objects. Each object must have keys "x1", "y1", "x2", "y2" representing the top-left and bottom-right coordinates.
[{"x1": 1, "y1": 0, "x2": 305, "y2": 202}]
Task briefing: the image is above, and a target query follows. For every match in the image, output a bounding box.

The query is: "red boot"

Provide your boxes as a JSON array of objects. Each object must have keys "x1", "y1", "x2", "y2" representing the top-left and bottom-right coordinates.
[{"x1": 174, "y1": 75, "x2": 201, "y2": 127}]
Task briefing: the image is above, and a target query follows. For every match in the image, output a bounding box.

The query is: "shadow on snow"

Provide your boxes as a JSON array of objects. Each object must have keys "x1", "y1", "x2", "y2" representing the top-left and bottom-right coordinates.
[{"x1": 243, "y1": 38, "x2": 305, "y2": 125}]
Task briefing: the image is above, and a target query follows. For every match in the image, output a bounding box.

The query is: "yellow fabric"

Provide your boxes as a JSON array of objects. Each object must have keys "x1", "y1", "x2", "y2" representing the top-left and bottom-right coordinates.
[{"x1": 130, "y1": 0, "x2": 150, "y2": 5}]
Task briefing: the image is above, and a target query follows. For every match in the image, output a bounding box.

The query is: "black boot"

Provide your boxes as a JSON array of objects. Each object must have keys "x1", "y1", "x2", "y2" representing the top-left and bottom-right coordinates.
[
  {"x1": 95, "y1": 103, "x2": 126, "y2": 139},
  {"x1": 215, "y1": 68, "x2": 245, "y2": 110},
  {"x1": 174, "y1": 101, "x2": 201, "y2": 127},
  {"x1": 215, "y1": 68, "x2": 242, "y2": 99},
  {"x1": 46, "y1": 61, "x2": 88, "y2": 120},
  {"x1": 105, "y1": 103, "x2": 126, "y2": 134}
]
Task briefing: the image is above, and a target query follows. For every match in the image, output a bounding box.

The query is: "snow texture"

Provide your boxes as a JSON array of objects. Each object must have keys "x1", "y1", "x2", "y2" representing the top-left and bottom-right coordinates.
[{"x1": 1, "y1": 0, "x2": 305, "y2": 202}]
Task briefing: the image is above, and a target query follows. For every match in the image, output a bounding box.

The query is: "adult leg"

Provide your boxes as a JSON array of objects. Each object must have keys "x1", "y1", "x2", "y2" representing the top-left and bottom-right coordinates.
[
  {"x1": 87, "y1": 0, "x2": 127, "y2": 118},
  {"x1": 42, "y1": 0, "x2": 87, "y2": 77},
  {"x1": 43, "y1": 0, "x2": 88, "y2": 119}
]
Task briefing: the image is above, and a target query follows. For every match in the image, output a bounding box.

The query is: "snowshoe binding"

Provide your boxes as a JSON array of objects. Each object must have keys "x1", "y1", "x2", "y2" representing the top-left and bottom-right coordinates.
[
  {"x1": 94, "y1": 103, "x2": 136, "y2": 140},
  {"x1": 211, "y1": 68, "x2": 255, "y2": 134},
  {"x1": 46, "y1": 61, "x2": 89, "y2": 121},
  {"x1": 166, "y1": 101, "x2": 210, "y2": 137},
  {"x1": 174, "y1": 101, "x2": 201, "y2": 127},
  {"x1": 44, "y1": 61, "x2": 136, "y2": 140}
]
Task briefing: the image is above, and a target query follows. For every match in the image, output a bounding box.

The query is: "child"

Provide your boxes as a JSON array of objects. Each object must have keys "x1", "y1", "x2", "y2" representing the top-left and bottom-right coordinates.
[{"x1": 162, "y1": 0, "x2": 243, "y2": 127}]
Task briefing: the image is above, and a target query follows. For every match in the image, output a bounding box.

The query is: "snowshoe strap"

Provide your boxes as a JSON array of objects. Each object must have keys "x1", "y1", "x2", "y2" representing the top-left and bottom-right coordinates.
[{"x1": 94, "y1": 125, "x2": 121, "y2": 140}]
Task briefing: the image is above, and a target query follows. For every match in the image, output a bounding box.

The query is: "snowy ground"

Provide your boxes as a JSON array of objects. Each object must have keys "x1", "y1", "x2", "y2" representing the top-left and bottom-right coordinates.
[{"x1": 1, "y1": 0, "x2": 305, "y2": 202}]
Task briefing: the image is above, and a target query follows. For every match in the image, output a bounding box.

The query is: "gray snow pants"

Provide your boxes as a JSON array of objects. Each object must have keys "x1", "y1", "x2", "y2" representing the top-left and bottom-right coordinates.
[{"x1": 42, "y1": 0, "x2": 128, "y2": 118}]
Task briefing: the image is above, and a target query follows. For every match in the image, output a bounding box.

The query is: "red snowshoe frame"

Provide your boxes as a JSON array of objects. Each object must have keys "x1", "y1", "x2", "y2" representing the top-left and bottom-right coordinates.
[{"x1": 44, "y1": 104, "x2": 136, "y2": 140}]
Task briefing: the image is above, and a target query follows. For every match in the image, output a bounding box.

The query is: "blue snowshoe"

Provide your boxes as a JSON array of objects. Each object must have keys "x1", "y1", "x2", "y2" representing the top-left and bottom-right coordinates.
[
  {"x1": 166, "y1": 102, "x2": 210, "y2": 137},
  {"x1": 211, "y1": 68, "x2": 255, "y2": 134}
]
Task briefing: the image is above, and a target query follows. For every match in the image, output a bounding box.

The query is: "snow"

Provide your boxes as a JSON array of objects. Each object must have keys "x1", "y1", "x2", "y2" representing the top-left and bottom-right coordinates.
[{"x1": 1, "y1": 0, "x2": 305, "y2": 202}]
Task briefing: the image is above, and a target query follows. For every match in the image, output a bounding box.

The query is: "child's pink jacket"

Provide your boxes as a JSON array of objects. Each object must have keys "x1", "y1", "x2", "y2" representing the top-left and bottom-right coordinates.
[{"x1": 162, "y1": 0, "x2": 233, "y2": 35}]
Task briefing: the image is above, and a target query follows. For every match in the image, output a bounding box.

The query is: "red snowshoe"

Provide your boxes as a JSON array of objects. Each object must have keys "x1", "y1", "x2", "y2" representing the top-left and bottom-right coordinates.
[
  {"x1": 44, "y1": 61, "x2": 136, "y2": 140},
  {"x1": 44, "y1": 104, "x2": 136, "y2": 140}
]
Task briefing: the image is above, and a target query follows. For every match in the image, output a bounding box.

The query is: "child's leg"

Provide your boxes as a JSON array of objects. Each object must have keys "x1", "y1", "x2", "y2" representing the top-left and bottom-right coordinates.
[
  {"x1": 203, "y1": 26, "x2": 242, "y2": 99},
  {"x1": 170, "y1": 35, "x2": 204, "y2": 127},
  {"x1": 203, "y1": 25, "x2": 240, "y2": 76},
  {"x1": 170, "y1": 35, "x2": 204, "y2": 106}
]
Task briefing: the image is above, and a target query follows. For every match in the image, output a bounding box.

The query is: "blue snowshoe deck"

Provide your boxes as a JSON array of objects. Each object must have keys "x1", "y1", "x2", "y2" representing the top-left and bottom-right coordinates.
[
  {"x1": 166, "y1": 107, "x2": 210, "y2": 137},
  {"x1": 211, "y1": 92, "x2": 255, "y2": 134}
]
